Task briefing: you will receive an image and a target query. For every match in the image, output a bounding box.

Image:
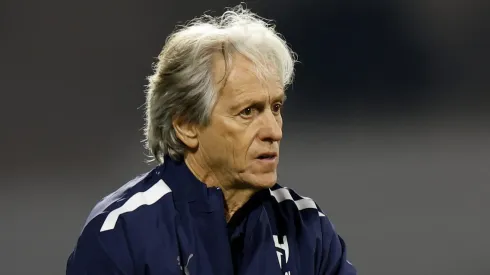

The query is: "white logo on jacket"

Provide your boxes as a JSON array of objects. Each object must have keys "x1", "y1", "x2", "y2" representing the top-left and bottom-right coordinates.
[
  {"x1": 273, "y1": 235, "x2": 291, "y2": 274},
  {"x1": 177, "y1": 254, "x2": 193, "y2": 275}
]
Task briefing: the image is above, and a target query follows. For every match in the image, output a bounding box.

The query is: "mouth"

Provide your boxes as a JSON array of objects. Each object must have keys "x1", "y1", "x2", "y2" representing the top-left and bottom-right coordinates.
[{"x1": 256, "y1": 152, "x2": 278, "y2": 160}]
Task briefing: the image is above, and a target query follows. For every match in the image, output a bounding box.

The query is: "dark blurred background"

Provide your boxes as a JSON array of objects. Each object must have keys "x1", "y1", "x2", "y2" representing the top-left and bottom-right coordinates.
[{"x1": 1, "y1": 0, "x2": 489, "y2": 274}]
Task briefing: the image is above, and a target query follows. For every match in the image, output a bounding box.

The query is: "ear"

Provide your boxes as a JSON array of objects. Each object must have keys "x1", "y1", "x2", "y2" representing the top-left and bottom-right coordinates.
[{"x1": 173, "y1": 117, "x2": 199, "y2": 149}]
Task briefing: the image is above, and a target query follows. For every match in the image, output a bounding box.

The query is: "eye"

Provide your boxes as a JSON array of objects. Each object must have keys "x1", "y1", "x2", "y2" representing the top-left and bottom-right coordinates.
[
  {"x1": 272, "y1": 103, "x2": 283, "y2": 114},
  {"x1": 239, "y1": 107, "x2": 255, "y2": 118}
]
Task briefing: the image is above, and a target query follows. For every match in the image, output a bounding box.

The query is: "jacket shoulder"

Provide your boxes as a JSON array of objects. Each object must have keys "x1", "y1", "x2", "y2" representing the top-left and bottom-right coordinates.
[
  {"x1": 269, "y1": 184, "x2": 326, "y2": 218},
  {"x1": 269, "y1": 185, "x2": 334, "y2": 236},
  {"x1": 68, "y1": 169, "x2": 178, "y2": 274},
  {"x1": 82, "y1": 169, "x2": 175, "y2": 234}
]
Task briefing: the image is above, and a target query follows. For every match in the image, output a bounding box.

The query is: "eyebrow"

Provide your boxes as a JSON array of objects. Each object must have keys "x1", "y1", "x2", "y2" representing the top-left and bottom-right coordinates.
[{"x1": 230, "y1": 92, "x2": 287, "y2": 111}]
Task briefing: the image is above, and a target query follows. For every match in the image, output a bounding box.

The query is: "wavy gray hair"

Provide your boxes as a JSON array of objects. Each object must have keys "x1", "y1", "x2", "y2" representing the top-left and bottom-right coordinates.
[{"x1": 144, "y1": 5, "x2": 297, "y2": 163}]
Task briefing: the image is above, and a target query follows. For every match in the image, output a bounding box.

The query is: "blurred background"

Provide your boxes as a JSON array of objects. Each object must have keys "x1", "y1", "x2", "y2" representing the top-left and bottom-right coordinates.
[{"x1": 1, "y1": 0, "x2": 489, "y2": 274}]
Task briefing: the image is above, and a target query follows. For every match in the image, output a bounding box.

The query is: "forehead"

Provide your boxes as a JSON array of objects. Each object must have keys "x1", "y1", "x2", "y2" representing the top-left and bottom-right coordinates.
[{"x1": 212, "y1": 53, "x2": 284, "y2": 100}]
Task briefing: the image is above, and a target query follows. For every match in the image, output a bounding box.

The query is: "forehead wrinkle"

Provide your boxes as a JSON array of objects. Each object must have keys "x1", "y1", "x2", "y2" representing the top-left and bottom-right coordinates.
[
  {"x1": 216, "y1": 54, "x2": 285, "y2": 106},
  {"x1": 231, "y1": 82, "x2": 285, "y2": 104}
]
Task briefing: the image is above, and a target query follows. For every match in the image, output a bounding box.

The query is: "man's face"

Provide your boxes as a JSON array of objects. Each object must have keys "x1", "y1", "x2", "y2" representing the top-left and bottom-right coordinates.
[{"x1": 196, "y1": 54, "x2": 285, "y2": 189}]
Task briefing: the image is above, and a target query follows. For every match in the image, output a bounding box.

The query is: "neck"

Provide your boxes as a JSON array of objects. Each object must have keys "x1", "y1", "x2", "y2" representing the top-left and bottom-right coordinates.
[
  {"x1": 184, "y1": 154, "x2": 256, "y2": 222},
  {"x1": 221, "y1": 188, "x2": 257, "y2": 222}
]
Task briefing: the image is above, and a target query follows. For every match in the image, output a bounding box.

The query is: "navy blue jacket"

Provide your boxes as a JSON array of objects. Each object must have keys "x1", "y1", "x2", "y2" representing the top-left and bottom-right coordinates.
[{"x1": 66, "y1": 156, "x2": 356, "y2": 275}]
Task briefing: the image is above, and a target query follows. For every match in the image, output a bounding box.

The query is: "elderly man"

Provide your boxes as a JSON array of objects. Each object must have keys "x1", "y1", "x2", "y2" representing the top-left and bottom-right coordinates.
[{"x1": 66, "y1": 5, "x2": 356, "y2": 275}]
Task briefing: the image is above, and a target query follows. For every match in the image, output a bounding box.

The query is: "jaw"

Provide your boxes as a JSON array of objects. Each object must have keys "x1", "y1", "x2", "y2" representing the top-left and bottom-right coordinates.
[{"x1": 238, "y1": 169, "x2": 278, "y2": 189}]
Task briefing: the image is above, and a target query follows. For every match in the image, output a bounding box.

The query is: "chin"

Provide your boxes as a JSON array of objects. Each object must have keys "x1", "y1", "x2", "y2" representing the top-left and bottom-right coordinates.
[{"x1": 244, "y1": 172, "x2": 277, "y2": 189}]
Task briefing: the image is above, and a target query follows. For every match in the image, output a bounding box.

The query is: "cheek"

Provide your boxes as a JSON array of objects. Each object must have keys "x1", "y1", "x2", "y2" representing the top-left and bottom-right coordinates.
[
  {"x1": 199, "y1": 123, "x2": 225, "y2": 152},
  {"x1": 238, "y1": 127, "x2": 260, "y2": 157},
  {"x1": 202, "y1": 117, "x2": 256, "y2": 162},
  {"x1": 223, "y1": 128, "x2": 256, "y2": 162},
  {"x1": 201, "y1": 121, "x2": 241, "y2": 155},
  {"x1": 235, "y1": 135, "x2": 254, "y2": 157}
]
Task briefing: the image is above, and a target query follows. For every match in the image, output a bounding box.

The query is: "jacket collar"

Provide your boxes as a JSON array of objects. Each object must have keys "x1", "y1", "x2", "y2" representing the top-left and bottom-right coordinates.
[
  {"x1": 157, "y1": 155, "x2": 275, "y2": 215},
  {"x1": 157, "y1": 155, "x2": 223, "y2": 212}
]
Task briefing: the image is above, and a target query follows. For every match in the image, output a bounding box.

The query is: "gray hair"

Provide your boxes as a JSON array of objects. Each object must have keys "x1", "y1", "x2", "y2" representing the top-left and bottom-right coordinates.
[{"x1": 144, "y1": 4, "x2": 297, "y2": 163}]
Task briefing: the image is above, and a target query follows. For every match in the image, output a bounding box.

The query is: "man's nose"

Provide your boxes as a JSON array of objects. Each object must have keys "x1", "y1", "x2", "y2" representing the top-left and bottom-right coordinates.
[{"x1": 257, "y1": 110, "x2": 283, "y2": 143}]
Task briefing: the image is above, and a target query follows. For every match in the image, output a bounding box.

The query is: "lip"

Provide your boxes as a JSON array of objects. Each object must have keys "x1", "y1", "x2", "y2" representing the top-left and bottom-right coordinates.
[
  {"x1": 256, "y1": 156, "x2": 278, "y2": 163},
  {"x1": 255, "y1": 152, "x2": 278, "y2": 163},
  {"x1": 256, "y1": 152, "x2": 278, "y2": 159}
]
